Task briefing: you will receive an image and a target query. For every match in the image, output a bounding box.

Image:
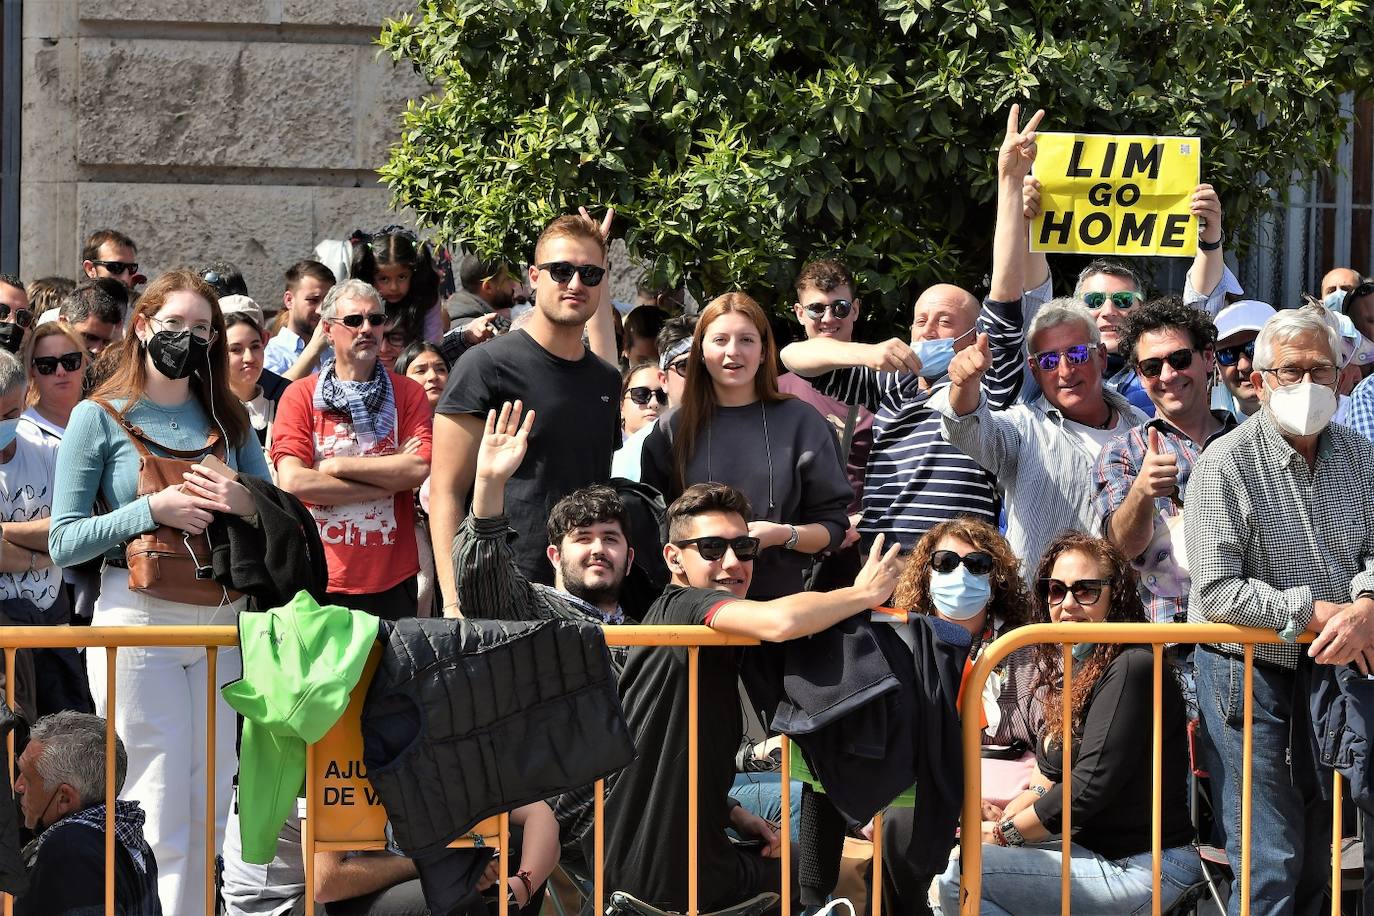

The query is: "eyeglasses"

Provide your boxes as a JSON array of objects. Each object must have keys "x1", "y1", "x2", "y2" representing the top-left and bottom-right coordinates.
[
  {"x1": 1215, "y1": 340, "x2": 1256, "y2": 367},
  {"x1": 331, "y1": 313, "x2": 388, "y2": 330},
  {"x1": 801, "y1": 299, "x2": 854, "y2": 321},
  {"x1": 668, "y1": 357, "x2": 690, "y2": 379},
  {"x1": 1261, "y1": 364, "x2": 1340, "y2": 386},
  {"x1": 672, "y1": 535, "x2": 761, "y2": 562},
  {"x1": 92, "y1": 260, "x2": 139, "y2": 277},
  {"x1": 149, "y1": 316, "x2": 217, "y2": 343},
  {"x1": 929, "y1": 549, "x2": 994, "y2": 576},
  {"x1": 1030, "y1": 344, "x2": 1094, "y2": 372},
  {"x1": 626, "y1": 386, "x2": 668, "y2": 407},
  {"x1": 537, "y1": 262, "x2": 607, "y2": 287},
  {"x1": 1081, "y1": 291, "x2": 1142, "y2": 311},
  {"x1": 1136, "y1": 347, "x2": 1197, "y2": 379},
  {"x1": 1039, "y1": 578, "x2": 1109, "y2": 606},
  {"x1": 33, "y1": 352, "x2": 83, "y2": 375},
  {"x1": 0, "y1": 305, "x2": 33, "y2": 329}
]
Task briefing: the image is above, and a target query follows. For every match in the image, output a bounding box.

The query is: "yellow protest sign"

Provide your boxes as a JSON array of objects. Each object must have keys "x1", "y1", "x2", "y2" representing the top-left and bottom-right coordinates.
[{"x1": 1030, "y1": 133, "x2": 1201, "y2": 257}]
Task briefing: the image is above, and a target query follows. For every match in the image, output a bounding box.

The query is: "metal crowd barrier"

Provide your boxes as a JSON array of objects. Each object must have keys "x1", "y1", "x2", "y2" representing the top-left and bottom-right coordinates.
[{"x1": 957, "y1": 621, "x2": 1338, "y2": 916}]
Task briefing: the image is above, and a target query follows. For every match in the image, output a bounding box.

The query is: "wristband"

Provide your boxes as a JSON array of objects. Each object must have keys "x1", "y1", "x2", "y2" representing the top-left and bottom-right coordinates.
[
  {"x1": 1029, "y1": 785, "x2": 1048, "y2": 798},
  {"x1": 1000, "y1": 818, "x2": 1027, "y2": 847},
  {"x1": 1198, "y1": 231, "x2": 1223, "y2": 251},
  {"x1": 784, "y1": 525, "x2": 799, "y2": 551},
  {"x1": 991, "y1": 821, "x2": 1007, "y2": 846}
]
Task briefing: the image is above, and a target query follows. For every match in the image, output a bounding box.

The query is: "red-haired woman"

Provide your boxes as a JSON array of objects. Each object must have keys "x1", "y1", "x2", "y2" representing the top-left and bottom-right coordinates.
[
  {"x1": 49, "y1": 269, "x2": 271, "y2": 914},
  {"x1": 640, "y1": 292, "x2": 851, "y2": 600}
]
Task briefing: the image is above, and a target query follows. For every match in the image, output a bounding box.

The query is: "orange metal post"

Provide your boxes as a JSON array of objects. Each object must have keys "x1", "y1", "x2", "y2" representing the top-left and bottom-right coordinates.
[
  {"x1": 1151, "y1": 644, "x2": 1163, "y2": 916},
  {"x1": 780, "y1": 737, "x2": 791, "y2": 916},
  {"x1": 305, "y1": 740, "x2": 316, "y2": 916},
  {"x1": 1240, "y1": 646, "x2": 1254, "y2": 916},
  {"x1": 105, "y1": 647, "x2": 118, "y2": 916},
  {"x1": 594, "y1": 778, "x2": 605, "y2": 915},
  {"x1": 687, "y1": 646, "x2": 699, "y2": 916},
  {"x1": 1060, "y1": 643, "x2": 1072, "y2": 916},
  {"x1": 3, "y1": 647, "x2": 11, "y2": 916},
  {"x1": 872, "y1": 811, "x2": 884, "y2": 916},
  {"x1": 1331, "y1": 771, "x2": 1343, "y2": 916},
  {"x1": 498, "y1": 811, "x2": 509, "y2": 916}
]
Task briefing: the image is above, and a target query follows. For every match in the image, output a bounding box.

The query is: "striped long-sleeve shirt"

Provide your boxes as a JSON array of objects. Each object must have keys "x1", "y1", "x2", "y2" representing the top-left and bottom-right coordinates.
[{"x1": 807, "y1": 297, "x2": 1026, "y2": 550}]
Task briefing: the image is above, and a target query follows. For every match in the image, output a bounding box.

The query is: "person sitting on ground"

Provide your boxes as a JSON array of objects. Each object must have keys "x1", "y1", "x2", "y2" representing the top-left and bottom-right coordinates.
[
  {"x1": 598, "y1": 481, "x2": 904, "y2": 912},
  {"x1": 936, "y1": 532, "x2": 1200, "y2": 915},
  {"x1": 16, "y1": 711, "x2": 160, "y2": 915},
  {"x1": 880, "y1": 516, "x2": 1041, "y2": 915}
]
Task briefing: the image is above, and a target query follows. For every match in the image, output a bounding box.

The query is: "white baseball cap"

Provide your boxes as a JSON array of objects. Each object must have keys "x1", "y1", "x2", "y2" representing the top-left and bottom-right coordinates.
[{"x1": 1214, "y1": 299, "x2": 1275, "y2": 345}]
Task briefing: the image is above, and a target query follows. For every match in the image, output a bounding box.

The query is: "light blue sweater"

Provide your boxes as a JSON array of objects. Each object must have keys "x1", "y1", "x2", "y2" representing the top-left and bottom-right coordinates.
[{"x1": 49, "y1": 397, "x2": 272, "y2": 567}]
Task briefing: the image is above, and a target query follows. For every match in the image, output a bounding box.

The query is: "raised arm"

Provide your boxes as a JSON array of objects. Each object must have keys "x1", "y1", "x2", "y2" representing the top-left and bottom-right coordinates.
[
  {"x1": 580, "y1": 206, "x2": 619, "y2": 367},
  {"x1": 989, "y1": 104, "x2": 1043, "y2": 303},
  {"x1": 1186, "y1": 183, "x2": 1224, "y2": 307},
  {"x1": 429, "y1": 411, "x2": 486, "y2": 611},
  {"x1": 779, "y1": 336, "x2": 920, "y2": 379}
]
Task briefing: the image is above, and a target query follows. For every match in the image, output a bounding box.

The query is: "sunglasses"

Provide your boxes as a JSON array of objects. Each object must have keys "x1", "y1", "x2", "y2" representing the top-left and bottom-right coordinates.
[
  {"x1": 1215, "y1": 340, "x2": 1255, "y2": 367},
  {"x1": 1039, "y1": 578, "x2": 1108, "y2": 606},
  {"x1": 801, "y1": 298, "x2": 854, "y2": 321},
  {"x1": 1030, "y1": 344, "x2": 1094, "y2": 372},
  {"x1": 1081, "y1": 291, "x2": 1142, "y2": 311},
  {"x1": 92, "y1": 260, "x2": 139, "y2": 277},
  {"x1": 667, "y1": 357, "x2": 690, "y2": 379},
  {"x1": 929, "y1": 549, "x2": 994, "y2": 576},
  {"x1": 626, "y1": 386, "x2": 668, "y2": 407},
  {"x1": 33, "y1": 352, "x2": 83, "y2": 375},
  {"x1": 1136, "y1": 347, "x2": 1197, "y2": 379},
  {"x1": 537, "y1": 262, "x2": 607, "y2": 287},
  {"x1": 0, "y1": 305, "x2": 33, "y2": 329},
  {"x1": 332, "y1": 313, "x2": 388, "y2": 329},
  {"x1": 673, "y1": 535, "x2": 761, "y2": 562}
]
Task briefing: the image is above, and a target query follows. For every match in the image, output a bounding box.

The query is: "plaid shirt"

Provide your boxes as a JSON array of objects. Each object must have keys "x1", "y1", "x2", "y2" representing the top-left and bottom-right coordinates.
[
  {"x1": 1094, "y1": 411, "x2": 1239, "y2": 623},
  {"x1": 1346, "y1": 372, "x2": 1374, "y2": 444},
  {"x1": 1185, "y1": 410, "x2": 1374, "y2": 669}
]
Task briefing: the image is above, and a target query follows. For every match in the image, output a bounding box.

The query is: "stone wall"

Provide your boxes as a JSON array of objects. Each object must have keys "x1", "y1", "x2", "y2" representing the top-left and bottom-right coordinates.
[{"x1": 20, "y1": 0, "x2": 429, "y2": 307}]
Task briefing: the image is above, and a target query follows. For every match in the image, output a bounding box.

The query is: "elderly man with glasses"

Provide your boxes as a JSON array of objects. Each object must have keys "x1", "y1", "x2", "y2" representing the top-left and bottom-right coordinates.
[{"x1": 1186, "y1": 303, "x2": 1374, "y2": 915}]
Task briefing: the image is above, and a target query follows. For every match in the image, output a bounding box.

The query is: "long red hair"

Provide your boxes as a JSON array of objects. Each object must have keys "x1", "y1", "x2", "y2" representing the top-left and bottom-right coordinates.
[
  {"x1": 91, "y1": 269, "x2": 251, "y2": 447},
  {"x1": 672, "y1": 292, "x2": 789, "y2": 493}
]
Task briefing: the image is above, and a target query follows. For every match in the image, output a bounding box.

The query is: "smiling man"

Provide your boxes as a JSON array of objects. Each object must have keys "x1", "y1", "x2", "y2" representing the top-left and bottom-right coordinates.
[{"x1": 429, "y1": 213, "x2": 621, "y2": 607}]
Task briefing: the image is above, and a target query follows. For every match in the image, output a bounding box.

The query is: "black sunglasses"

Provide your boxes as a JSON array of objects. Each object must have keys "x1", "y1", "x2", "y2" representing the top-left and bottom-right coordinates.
[
  {"x1": 1215, "y1": 340, "x2": 1255, "y2": 367},
  {"x1": 1030, "y1": 344, "x2": 1093, "y2": 372},
  {"x1": 626, "y1": 386, "x2": 668, "y2": 407},
  {"x1": 1081, "y1": 291, "x2": 1142, "y2": 311},
  {"x1": 0, "y1": 305, "x2": 33, "y2": 329},
  {"x1": 929, "y1": 549, "x2": 995, "y2": 576},
  {"x1": 673, "y1": 535, "x2": 761, "y2": 562},
  {"x1": 801, "y1": 298, "x2": 854, "y2": 321},
  {"x1": 332, "y1": 313, "x2": 387, "y2": 329},
  {"x1": 537, "y1": 262, "x2": 607, "y2": 287},
  {"x1": 1136, "y1": 347, "x2": 1197, "y2": 379},
  {"x1": 91, "y1": 259, "x2": 139, "y2": 276},
  {"x1": 1039, "y1": 578, "x2": 1108, "y2": 606},
  {"x1": 667, "y1": 358, "x2": 690, "y2": 379},
  {"x1": 33, "y1": 352, "x2": 83, "y2": 375}
]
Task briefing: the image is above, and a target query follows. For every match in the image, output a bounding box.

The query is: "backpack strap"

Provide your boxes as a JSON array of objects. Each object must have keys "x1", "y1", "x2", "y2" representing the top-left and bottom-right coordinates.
[{"x1": 91, "y1": 398, "x2": 223, "y2": 461}]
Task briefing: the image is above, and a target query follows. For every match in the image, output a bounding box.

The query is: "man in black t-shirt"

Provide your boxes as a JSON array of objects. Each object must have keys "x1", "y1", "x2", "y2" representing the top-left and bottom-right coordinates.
[
  {"x1": 429, "y1": 213, "x2": 621, "y2": 608},
  {"x1": 597, "y1": 482, "x2": 903, "y2": 912}
]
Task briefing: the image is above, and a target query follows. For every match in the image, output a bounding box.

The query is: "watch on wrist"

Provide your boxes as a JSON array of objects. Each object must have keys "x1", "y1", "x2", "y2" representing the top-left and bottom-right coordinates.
[
  {"x1": 1198, "y1": 230, "x2": 1223, "y2": 251},
  {"x1": 784, "y1": 525, "x2": 799, "y2": 551},
  {"x1": 1000, "y1": 818, "x2": 1027, "y2": 847}
]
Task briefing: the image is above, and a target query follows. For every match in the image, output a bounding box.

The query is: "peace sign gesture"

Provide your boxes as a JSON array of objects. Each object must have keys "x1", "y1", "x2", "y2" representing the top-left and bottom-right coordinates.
[{"x1": 998, "y1": 103, "x2": 1046, "y2": 182}]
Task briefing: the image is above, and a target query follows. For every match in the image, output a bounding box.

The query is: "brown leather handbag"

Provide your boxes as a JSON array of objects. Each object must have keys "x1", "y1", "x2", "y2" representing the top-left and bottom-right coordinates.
[{"x1": 94, "y1": 400, "x2": 243, "y2": 607}]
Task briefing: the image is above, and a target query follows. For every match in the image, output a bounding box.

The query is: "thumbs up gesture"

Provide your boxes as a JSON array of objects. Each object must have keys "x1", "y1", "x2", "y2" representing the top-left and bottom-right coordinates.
[
  {"x1": 1133, "y1": 427, "x2": 1180, "y2": 500},
  {"x1": 948, "y1": 332, "x2": 991, "y2": 388}
]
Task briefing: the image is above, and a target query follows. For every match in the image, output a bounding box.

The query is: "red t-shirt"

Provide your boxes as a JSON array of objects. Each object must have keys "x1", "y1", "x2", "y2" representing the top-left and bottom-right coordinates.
[{"x1": 270, "y1": 372, "x2": 433, "y2": 594}]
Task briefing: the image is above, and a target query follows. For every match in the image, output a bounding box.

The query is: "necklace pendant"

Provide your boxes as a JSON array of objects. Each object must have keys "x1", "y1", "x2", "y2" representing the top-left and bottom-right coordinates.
[{"x1": 169, "y1": 420, "x2": 178, "y2": 429}]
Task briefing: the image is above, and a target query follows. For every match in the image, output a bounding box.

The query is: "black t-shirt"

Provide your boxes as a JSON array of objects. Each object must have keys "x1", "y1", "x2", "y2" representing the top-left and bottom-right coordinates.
[
  {"x1": 438, "y1": 329, "x2": 620, "y2": 585},
  {"x1": 598, "y1": 585, "x2": 752, "y2": 910}
]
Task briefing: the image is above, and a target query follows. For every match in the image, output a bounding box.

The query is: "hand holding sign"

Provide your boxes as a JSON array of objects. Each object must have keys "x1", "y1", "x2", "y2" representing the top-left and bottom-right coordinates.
[
  {"x1": 1134, "y1": 427, "x2": 1180, "y2": 501},
  {"x1": 998, "y1": 104, "x2": 1045, "y2": 183},
  {"x1": 1190, "y1": 183, "x2": 1223, "y2": 246},
  {"x1": 1023, "y1": 175, "x2": 1043, "y2": 221}
]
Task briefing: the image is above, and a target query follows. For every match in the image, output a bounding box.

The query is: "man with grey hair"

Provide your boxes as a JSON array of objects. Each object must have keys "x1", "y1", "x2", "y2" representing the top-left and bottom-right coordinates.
[
  {"x1": 1187, "y1": 303, "x2": 1374, "y2": 915},
  {"x1": 271, "y1": 279, "x2": 434, "y2": 618},
  {"x1": 933, "y1": 297, "x2": 1148, "y2": 576},
  {"x1": 16, "y1": 711, "x2": 161, "y2": 914}
]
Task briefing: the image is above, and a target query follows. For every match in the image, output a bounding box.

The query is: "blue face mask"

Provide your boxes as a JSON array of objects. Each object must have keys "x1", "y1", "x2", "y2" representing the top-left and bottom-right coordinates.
[
  {"x1": 1072, "y1": 641, "x2": 1097, "y2": 662},
  {"x1": 1324, "y1": 290, "x2": 1348, "y2": 313},
  {"x1": 0, "y1": 418, "x2": 21, "y2": 452},
  {"x1": 913, "y1": 326, "x2": 976, "y2": 380},
  {"x1": 928, "y1": 565, "x2": 992, "y2": 620}
]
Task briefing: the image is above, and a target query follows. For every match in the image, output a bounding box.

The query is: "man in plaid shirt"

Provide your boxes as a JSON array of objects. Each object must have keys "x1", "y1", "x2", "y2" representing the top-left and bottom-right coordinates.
[
  {"x1": 1186, "y1": 304, "x2": 1374, "y2": 915},
  {"x1": 1095, "y1": 298, "x2": 1238, "y2": 624}
]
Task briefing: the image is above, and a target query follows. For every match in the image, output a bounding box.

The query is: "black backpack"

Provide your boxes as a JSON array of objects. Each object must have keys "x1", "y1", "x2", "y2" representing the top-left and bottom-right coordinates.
[{"x1": 610, "y1": 478, "x2": 668, "y2": 622}]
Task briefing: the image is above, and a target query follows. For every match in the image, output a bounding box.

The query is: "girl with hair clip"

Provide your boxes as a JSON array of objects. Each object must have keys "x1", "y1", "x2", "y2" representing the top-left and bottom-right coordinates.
[
  {"x1": 640, "y1": 292, "x2": 851, "y2": 600},
  {"x1": 49, "y1": 269, "x2": 272, "y2": 915},
  {"x1": 348, "y1": 229, "x2": 443, "y2": 346},
  {"x1": 937, "y1": 532, "x2": 1201, "y2": 915}
]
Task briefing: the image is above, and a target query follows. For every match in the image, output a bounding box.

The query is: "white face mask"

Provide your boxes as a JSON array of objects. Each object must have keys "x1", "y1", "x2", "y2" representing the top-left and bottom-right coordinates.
[{"x1": 1266, "y1": 380, "x2": 1338, "y2": 437}]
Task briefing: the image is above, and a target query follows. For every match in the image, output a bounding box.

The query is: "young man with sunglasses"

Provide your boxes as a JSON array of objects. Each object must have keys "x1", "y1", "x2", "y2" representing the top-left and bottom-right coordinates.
[
  {"x1": 430, "y1": 212, "x2": 621, "y2": 609},
  {"x1": 1095, "y1": 298, "x2": 1237, "y2": 625},
  {"x1": 272, "y1": 279, "x2": 434, "y2": 618},
  {"x1": 80, "y1": 228, "x2": 142, "y2": 291},
  {"x1": 599, "y1": 480, "x2": 904, "y2": 913},
  {"x1": 0, "y1": 274, "x2": 31, "y2": 354},
  {"x1": 1210, "y1": 299, "x2": 1276, "y2": 420}
]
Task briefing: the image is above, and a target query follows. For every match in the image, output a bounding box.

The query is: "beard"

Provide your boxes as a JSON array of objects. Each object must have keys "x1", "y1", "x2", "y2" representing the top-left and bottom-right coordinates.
[{"x1": 561, "y1": 553, "x2": 629, "y2": 608}]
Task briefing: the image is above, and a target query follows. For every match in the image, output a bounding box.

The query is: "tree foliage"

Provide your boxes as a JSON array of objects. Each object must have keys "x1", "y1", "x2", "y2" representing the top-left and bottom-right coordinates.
[{"x1": 379, "y1": 0, "x2": 1372, "y2": 329}]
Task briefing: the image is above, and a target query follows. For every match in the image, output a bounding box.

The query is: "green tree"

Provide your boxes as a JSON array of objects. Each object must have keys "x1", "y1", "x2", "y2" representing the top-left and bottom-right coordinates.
[{"x1": 378, "y1": 0, "x2": 1372, "y2": 330}]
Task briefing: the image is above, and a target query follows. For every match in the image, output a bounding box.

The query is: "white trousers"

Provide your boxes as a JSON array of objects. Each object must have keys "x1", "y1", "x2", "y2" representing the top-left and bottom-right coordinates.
[{"x1": 87, "y1": 569, "x2": 243, "y2": 916}]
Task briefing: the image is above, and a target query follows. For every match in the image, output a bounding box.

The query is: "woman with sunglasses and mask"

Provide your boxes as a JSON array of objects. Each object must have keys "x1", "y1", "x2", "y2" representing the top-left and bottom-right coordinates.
[
  {"x1": 937, "y1": 532, "x2": 1200, "y2": 915},
  {"x1": 49, "y1": 270, "x2": 271, "y2": 915},
  {"x1": 880, "y1": 517, "x2": 1040, "y2": 914},
  {"x1": 641, "y1": 293, "x2": 851, "y2": 600}
]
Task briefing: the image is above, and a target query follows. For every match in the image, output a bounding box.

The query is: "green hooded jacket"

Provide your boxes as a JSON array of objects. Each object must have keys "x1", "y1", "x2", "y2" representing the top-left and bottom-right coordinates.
[{"x1": 222, "y1": 592, "x2": 378, "y2": 864}]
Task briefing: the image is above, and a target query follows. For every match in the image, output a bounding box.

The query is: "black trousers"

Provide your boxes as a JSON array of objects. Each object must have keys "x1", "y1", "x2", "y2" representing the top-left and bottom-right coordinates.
[{"x1": 325, "y1": 576, "x2": 419, "y2": 622}]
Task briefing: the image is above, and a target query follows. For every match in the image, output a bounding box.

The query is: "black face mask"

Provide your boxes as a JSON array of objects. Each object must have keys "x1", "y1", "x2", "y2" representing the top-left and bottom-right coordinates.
[
  {"x1": 146, "y1": 329, "x2": 209, "y2": 380},
  {"x1": 0, "y1": 324, "x2": 25, "y2": 354}
]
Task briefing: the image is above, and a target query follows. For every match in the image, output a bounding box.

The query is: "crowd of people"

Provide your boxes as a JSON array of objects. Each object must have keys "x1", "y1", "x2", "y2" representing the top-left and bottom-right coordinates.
[{"x1": 0, "y1": 106, "x2": 1372, "y2": 916}]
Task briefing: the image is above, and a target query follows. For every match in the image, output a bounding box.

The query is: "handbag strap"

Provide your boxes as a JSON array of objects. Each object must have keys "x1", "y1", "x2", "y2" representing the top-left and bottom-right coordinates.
[{"x1": 91, "y1": 398, "x2": 224, "y2": 461}]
